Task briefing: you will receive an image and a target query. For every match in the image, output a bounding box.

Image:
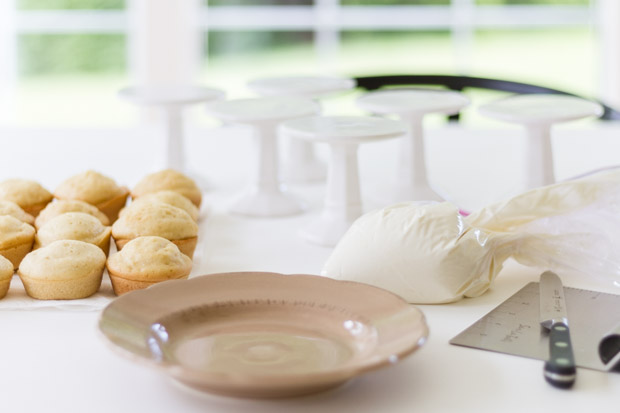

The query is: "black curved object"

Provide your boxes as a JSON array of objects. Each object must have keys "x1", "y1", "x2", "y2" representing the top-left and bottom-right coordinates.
[{"x1": 354, "y1": 74, "x2": 620, "y2": 122}]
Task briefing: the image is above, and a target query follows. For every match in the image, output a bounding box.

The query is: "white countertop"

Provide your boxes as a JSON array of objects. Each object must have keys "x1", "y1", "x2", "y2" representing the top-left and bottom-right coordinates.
[{"x1": 1, "y1": 121, "x2": 619, "y2": 412}]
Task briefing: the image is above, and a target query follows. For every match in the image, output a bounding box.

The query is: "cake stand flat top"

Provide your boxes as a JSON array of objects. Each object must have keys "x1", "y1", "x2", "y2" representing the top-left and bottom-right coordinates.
[
  {"x1": 479, "y1": 94, "x2": 603, "y2": 124},
  {"x1": 247, "y1": 75, "x2": 355, "y2": 97},
  {"x1": 356, "y1": 89, "x2": 470, "y2": 116},
  {"x1": 280, "y1": 116, "x2": 406, "y2": 143}
]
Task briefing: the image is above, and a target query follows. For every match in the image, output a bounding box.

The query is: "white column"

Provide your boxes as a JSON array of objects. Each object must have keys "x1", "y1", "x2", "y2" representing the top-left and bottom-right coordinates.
[
  {"x1": 253, "y1": 123, "x2": 280, "y2": 194},
  {"x1": 314, "y1": 0, "x2": 340, "y2": 72},
  {"x1": 596, "y1": 0, "x2": 620, "y2": 108},
  {"x1": 524, "y1": 123, "x2": 554, "y2": 188},
  {"x1": 127, "y1": 0, "x2": 202, "y2": 87},
  {"x1": 324, "y1": 143, "x2": 362, "y2": 222},
  {"x1": 0, "y1": 0, "x2": 17, "y2": 123},
  {"x1": 399, "y1": 114, "x2": 429, "y2": 191},
  {"x1": 451, "y1": 0, "x2": 475, "y2": 75}
]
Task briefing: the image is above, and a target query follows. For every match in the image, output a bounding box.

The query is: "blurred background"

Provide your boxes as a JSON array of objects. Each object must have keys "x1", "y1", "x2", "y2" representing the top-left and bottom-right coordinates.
[{"x1": 0, "y1": 0, "x2": 617, "y2": 127}]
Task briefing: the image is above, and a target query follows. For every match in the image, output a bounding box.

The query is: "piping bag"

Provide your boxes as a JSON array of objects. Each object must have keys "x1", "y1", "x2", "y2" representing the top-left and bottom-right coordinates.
[{"x1": 322, "y1": 170, "x2": 620, "y2": 304}]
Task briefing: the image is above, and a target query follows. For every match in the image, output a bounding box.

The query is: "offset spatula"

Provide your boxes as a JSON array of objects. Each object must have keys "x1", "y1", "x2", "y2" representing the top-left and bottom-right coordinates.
[{"x1": 539, "y1": 271, "x2": 576, "y2": 388}]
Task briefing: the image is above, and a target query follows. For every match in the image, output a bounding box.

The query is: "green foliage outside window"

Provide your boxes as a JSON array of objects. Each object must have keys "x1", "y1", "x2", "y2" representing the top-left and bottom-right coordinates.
[
  {"x1": 15, "y1": 0, "x2": 591, "y2": 76},
  {"x1": 476, "y1": 0, "x2": 587, "y2": 4},
  {"x1": 205, "y1": 1, "x2": 587, "y2": 5},
  {"x1": 17, "y1": 0, "x2": 125, "y2": 75},
  {"x1": 17, "y1": 0, "x2": 124, "y2": 9},
  {"x1": 18, "y1": 35, "x2": 126, "y2": 75},
  {"x1": 17, "y1": 0, "x2": 589, "y2": 9},
  {"x1": 341, "y1": 1, "x2": 449, "y2": 4},
  {"x1": 207, "y1": 0, "x2": 312, "y2": 5}
]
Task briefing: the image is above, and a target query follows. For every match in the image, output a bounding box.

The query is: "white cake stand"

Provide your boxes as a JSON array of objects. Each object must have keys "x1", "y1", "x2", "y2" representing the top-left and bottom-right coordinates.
[
  {"x1": 118, "y1": 85, "x2": 225, "y2": 172},
  {"x1": 479, "y1": 94, "x2": 603, "y2": 189},
  {"x1": 206, "y1": 96, "x2": 320, "y2": 217},
  {"x1": 356, "y1": 89, "x2": 470, "y2": 203},
  {"x1": 247, "y1": 75, "x2": 355, "y2": 183},
  {"x1": 280, "y1": 116, "x2": 406, "y2": 246}
]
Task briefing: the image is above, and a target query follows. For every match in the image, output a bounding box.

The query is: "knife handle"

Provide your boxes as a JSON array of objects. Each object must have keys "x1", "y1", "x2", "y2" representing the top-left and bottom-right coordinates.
[{"x1": 545, "y1": 323, "x2": 576, "y2": 389}]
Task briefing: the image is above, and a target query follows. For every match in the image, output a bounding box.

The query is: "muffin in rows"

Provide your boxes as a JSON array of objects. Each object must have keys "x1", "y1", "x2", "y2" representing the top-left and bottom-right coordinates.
[
  {"x1": 0, "y1": 200, "x2": 35, "y2": 225},
  {"x1": 54, "y1": 170, "x2": 129, "y2": 223},
  {"x1": 35, "y1": 199, "x2": 110, "y2": 230},
  {"x1": 131, "y1": 169, "x2": 202, "y2": 208},
  {"x1": 106, "y1": 236, "x2": 192, "y2": 295},
  {"x1": 122, "y1": 190, "x2": 200, "y2": 222},
  {"x1": 0, "y1": 255, "x2": 13, "y2": 299},
  {"x1": 35, "y1": 212, "x2": 112, "y2": 255},
  {"x1": 0, "y1": 179, "x2": 53, "y2": 217},
  {"x1": 0, "y1": 215, "x2": 35, "y2": 270},
  {"x1": 112, "y1": 202, "x2": 198, "y2": 258},
  {"x1": 18, "y1": 239, "x2": 106, "y2": 300}
]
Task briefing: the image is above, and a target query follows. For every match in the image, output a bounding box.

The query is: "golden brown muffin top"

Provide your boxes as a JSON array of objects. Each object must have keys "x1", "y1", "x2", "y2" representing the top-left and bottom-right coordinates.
[
  {"x1": 131, "y1": 169, "x2": 202, "y2": 207},
  {"x1": 0, "y1": 200, "x2": 35, "y2": 225},
  {"x1": 0, "y1": 255, "x2": 13, "y2": 281},
  {"x1": 122, "y1": 190, "x2": 200, "y2": 222},
  {"x1": 18, "y1": 239, "x2": 106, "y2": 281},
  {"x1": 0, "y1": 179, "x2": 53, "y2": 207},
  {"x1": 35, "y1": 212, "x2": 112, "y2": 248},
  {"x1": 106, "y1": 236, "x2": 192, "y2": 281},
  {"x1": 112, "y1": 202, "x2": 198, "y2": 240},
  {"x1": 0, "y1": 215, "x2": 35, "y2": 249},
  {"x1": 54, "y1": 170, "x2": 126, "y2": 205},
  {"x1": 35, "y1": 199, "x2": 110, "y2": 230}
]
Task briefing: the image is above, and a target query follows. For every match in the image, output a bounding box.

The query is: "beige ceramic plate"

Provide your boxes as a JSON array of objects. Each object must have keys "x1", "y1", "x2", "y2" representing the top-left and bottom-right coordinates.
[{"x1": 99, "y1": 272, "x2": 428, "y2": 399}]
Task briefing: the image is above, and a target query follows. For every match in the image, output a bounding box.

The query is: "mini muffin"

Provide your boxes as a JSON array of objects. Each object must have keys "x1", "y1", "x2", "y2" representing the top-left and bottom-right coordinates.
[
  {"x1": 35, "y1": 212, "x2": 112, "y2": 255},
  {"x1": 0, "y1": 179, "x2": 53, "y2": 216},
  {"x1": 112, "y1": 202, "x2": 198, "y2": 258},
  {"x1": 121, "y1": 190, "x2": 200, "y2": 222},
  {"x1": 0, "y1": 255, "x2": 13, "y2": 299},
  {"x1": 131, "y1": 169, "x2": 202, "y2": 207},
  {"x1": 106, "y1": 236, "x2": 193, "y2": 295},
  {"x1": 0, "y1": 215, "x2": 35, "y2": 269},
  {"x1": 35, "y1": 199, "x2": 110, "y2": 230},
  {"x1": 18, "y1": 239, "x2": 106, "y2": 300},
  {"x1": 0, "y1": 200, "x2": 35, "y2": 225},
  {"x1": 54, "y1": 170, "x2": 129, "y2": 223}
]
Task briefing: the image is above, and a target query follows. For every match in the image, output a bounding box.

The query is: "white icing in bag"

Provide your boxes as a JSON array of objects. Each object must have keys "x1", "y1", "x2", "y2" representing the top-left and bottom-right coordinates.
[{"x1": 322, "y1": 171, "x2": 620, "y2": 303}]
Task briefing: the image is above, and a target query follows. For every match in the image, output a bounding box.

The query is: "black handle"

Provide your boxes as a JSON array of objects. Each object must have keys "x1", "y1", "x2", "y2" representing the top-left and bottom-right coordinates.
[{"x1": 544, "y1": 323, "x2": 576, "y2": 389}]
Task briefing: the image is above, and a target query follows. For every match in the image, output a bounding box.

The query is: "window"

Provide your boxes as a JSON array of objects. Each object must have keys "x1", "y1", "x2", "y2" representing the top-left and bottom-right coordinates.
[{"x1": 0, "y1": 0, "x2": 605, "y2": 127}]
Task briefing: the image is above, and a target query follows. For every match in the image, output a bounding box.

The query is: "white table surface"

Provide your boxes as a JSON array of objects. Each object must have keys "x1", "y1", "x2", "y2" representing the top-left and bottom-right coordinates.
[{"x1": 1, "y1": 121, "x2": 620, "y2": 413}]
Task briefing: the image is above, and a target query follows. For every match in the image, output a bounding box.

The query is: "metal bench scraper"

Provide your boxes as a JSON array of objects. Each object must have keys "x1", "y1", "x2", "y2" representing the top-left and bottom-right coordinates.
[{"x1": 450, "y1": 282, "x2": 620, "y2": 372}]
